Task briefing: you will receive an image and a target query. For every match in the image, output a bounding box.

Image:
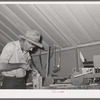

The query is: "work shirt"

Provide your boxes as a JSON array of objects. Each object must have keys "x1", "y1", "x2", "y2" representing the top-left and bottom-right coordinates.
[{"x1": 0, "y1": 40, "x2": 30, "y2": 78}]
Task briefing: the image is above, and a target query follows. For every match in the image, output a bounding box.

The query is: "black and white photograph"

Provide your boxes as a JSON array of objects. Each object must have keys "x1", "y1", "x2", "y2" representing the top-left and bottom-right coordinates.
[{"x1": 0, "y1": 1, "x2": 100, "y2": 98}]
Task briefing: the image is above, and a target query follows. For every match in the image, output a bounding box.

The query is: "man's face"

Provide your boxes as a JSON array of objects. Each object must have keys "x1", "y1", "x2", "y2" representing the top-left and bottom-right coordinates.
[{"x1": 23, "y1": 40, "x2": 36, "y2": 52}]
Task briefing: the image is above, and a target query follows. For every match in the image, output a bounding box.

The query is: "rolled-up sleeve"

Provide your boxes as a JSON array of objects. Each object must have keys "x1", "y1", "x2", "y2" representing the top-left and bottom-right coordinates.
[{"x1": 0, "y1": 43, "x2": 15, "y2": 63}]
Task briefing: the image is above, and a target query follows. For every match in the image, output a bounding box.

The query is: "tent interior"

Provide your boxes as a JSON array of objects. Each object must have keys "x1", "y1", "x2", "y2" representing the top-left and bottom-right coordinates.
[{"x1": 0, "y1": 3, "x2": 100, "y2": 89}]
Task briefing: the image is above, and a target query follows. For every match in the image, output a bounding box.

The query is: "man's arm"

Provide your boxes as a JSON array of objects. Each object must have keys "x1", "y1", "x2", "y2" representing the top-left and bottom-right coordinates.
[{"x1": 0, "y1": 63, "x2": 29, "y2": 72}]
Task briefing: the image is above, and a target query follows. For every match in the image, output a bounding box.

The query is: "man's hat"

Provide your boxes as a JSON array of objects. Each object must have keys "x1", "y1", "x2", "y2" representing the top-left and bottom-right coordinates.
[{"x1": 19, "y1": 30, "x2": 42, "y2": 48}]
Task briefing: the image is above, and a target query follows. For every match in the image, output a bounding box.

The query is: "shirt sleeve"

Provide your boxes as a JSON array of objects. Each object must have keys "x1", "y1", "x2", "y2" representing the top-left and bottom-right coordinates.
[{"x1": 0, "y1": 42, "x2": 15, "y2": 63}]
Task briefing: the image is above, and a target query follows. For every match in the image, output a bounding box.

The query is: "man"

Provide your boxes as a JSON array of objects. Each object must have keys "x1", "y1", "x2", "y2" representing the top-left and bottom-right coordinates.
[{"x1": 0, "y1": 30, "x2": 43, "y2": 89}]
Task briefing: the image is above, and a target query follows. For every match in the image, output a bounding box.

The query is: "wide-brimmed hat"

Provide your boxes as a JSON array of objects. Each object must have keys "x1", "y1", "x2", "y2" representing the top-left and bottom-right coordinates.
[{"x1": 19, "y1": 30, "x2": 42, "y2": 48}]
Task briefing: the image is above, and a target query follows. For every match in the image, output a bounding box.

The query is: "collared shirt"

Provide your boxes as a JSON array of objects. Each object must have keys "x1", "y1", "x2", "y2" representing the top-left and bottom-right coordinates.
[{"x1": 0, "y1": 40, "x2": 30, "y2": 77}]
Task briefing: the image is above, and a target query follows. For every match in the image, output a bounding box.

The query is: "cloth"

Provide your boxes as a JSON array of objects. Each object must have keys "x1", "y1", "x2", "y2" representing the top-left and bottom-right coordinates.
[
  {"x1": 0, "y1": 40, "x2": 30, "y2": 77},
  {"x1": 1, "y1": 76, "x2": 26, "y2": 89}
]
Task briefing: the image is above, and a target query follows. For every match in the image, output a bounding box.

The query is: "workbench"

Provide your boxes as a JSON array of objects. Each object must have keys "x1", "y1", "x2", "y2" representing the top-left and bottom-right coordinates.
[{"x1": 26, "y1": 83, "x2": 100, "y2": 89}]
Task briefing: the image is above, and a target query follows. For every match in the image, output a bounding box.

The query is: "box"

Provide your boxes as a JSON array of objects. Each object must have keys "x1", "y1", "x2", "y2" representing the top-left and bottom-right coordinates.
[{"x1": 93, "y1": 55, "x2": 100, "y2": 68}]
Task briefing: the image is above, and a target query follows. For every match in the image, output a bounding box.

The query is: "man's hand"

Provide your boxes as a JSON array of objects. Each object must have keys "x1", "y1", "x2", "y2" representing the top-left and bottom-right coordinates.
[{"x1": 20, "y1": 63, "x2": 31, "y2": 71}]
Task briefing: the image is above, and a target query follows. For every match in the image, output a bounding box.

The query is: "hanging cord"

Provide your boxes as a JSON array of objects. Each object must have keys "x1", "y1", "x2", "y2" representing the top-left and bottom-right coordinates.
[
  {"x1": 39, "y1": 49, "x2": 43, "y2": 70},
  {"x1": 44, "y1": 47, "x2": 54, "y2": 69},
  {"x1": 54, "y1": 47, "x2": 57, "y2": 68},
  {"x1": 53, "y1": 46, "x2": 61, "y2": 73},
  {"x1": 30, "y1": 53, "x2": 42, "y2": 76},
  {"x1": 57, "y1": 47, "x2": 61, "y2": 68}
]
